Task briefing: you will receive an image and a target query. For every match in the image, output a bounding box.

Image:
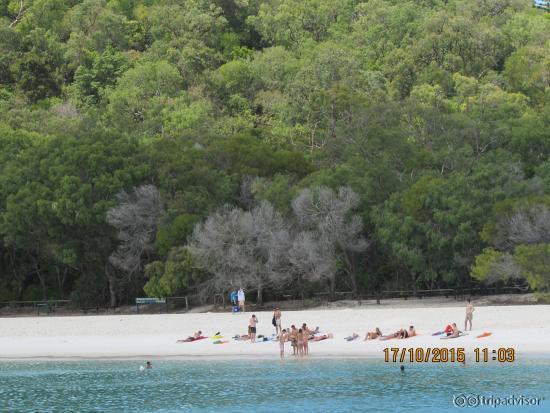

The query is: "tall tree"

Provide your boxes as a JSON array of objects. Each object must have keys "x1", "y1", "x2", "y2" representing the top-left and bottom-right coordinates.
[{"x1": 189, "y1": 201, "x2": 291, "y2": 303}]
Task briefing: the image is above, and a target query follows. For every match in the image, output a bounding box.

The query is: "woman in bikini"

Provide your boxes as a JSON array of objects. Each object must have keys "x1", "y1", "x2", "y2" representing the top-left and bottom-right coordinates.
[
  {"x1": 297, "y1": 329, "x2": 304, "y2": 357},
  {"x1": 364, "y1": 327, "x2": 382, "y2": 340}
]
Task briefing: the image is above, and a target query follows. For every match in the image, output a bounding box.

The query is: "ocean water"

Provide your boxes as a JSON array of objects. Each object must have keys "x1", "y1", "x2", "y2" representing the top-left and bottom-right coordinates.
[{"x1": 0, "y1": 358, "x2": 548, "y2": 413}]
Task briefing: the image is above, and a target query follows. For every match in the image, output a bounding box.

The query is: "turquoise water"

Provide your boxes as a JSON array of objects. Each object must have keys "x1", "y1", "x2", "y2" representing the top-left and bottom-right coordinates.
[{"x1": 0, "y1": 358, "x2": 548, "y2": 412}]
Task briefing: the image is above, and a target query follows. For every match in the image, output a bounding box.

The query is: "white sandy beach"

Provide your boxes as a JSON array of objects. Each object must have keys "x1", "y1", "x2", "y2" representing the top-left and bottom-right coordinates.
[{"x1": 1, "y1": 304, "x2": 549, "y2": 359}]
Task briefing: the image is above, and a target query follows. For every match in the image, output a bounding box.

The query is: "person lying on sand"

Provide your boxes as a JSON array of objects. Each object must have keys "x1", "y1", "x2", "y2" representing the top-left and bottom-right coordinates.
[
  {"x1": 312, "y1": 333, "x2": 333, "y2": 341},
  {"x1": 440, "y1": 323, "x2": 465, "y2": 339},
  {"x1": 432, "y1": 324, "x2": 453, "y2": 336},
  {"x1": 304, "y1": 325, "x2": 320, "y2": 340},
  {"x1": 177, "y1": 331, "x2": 203, "y2": 342},
  {"x1": 345, "y1": 333, "x2": 359, "y2": 341},
  {"x1": 380, "y1": 328, "x2": 409, "y2": 340},
  {"x1": 380, "y1": 329, "x2": 403, "y2": 340},
  {"x1": 232, "y1": 334, "x2": 250, "y2": 341},
  {"x1": 364, "y1": 328, "x2": 382, "y2": 341},
  {"x1": 408, "y1": 326, "x2": 416, "y2": 337},
  {"x1": 398, "y1": 328, "x2": 409, "y2": 339}
]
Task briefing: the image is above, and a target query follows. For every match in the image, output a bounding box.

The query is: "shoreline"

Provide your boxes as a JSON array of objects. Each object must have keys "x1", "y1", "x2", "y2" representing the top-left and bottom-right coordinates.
[
  {"x1": 1, "y1": 304, "x2": 549, "y2": 360},
  {"x1": 2, "y1": 353, "x2": 550, "y2": 362}
]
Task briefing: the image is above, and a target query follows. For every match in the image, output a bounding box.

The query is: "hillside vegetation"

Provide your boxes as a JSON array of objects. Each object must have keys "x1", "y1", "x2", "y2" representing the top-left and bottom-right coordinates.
[{"x1": 0, "y1": 0, "x2": 549, "y2": 306}]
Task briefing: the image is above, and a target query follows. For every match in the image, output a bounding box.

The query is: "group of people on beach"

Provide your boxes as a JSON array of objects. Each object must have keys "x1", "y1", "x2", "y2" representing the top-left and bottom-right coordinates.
[
  {"x1": 362, "y1": 300, "x2": 474, "y2": 341},
  {"x1": 272, "y1": 308, "x2": 332, "y2": 358},
  {"x1": 276, "y1": 323, "x2": 327, "y2": 358},
  {"x1": 230, "y1": 288, "x2": 246, "y2": 313},
  {"x1": 363, "y1": 325, "x2": 417, "y2": 341},
  {"x1": 178, "y1": 299, "x2": 476, "y2": 355}
]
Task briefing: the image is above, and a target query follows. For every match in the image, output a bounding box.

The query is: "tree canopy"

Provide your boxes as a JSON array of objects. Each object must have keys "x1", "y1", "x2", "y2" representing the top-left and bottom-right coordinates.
[{"x1": 1, "y1": 0, "x2": 549, "y2": 305}]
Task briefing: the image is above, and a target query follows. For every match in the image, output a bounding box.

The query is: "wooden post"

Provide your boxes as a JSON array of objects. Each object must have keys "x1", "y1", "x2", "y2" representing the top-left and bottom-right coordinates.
[{"x1": 185, "y1": 296, "x2": 189, "y2": 312}]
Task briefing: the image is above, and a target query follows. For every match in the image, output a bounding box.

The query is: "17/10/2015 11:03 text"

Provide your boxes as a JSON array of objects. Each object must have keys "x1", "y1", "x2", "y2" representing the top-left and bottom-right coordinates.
[{"x1": 383, "y1": 348, "x2": 515, "y2": 363}]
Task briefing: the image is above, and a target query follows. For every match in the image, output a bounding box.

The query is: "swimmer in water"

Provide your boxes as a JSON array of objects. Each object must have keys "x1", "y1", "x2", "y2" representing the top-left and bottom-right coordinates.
[
  {"x1": 146, "y1": 361, "x2": 152, "y2": 369},
  {"x1": 400, "y1": 365, "x2": 405, "y2": 373}
]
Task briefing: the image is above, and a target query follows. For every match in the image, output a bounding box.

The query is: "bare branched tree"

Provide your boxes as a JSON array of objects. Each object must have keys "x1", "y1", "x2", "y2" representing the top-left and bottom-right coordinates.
[
  {"x1": 494, "y1": 204, "x2": 550, "y2": 250},
  {"x1": 107, "y1": 184, "x2": 163, "y2": 276},
  {"x1": 491, "y1": 253, "x2": 523, "y2": 284},
  {"x1": 289, "y1": 231, "x2": 337, "y2": 293},
  {"x1": 189, "y1": 201, "x2": 291, "y2": 303},
  {"x1": 291, "y1": 186, "x2": 369, "y2": 296}
]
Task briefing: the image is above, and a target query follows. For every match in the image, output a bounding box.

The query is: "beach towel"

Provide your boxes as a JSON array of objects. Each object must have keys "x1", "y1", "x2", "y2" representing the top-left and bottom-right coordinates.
[
  {"x1": 432, "y1": 331, "x2": 444, "y2": 336},
  {"x1": 345, "y1": 335, "x2": 359, "y2": 342},
  {"x1": 212, "y1": 335, "x2": 224, "y2": 340},
  {"x1": 476, "y1": 332, "x2": 492, "y2": 338},
  {"x1": 440, "y1": 333, "x2": 468, "y2": 340}
]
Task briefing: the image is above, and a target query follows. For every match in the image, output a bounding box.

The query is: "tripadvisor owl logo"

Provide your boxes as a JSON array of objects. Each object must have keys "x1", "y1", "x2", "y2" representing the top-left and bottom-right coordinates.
[{"x1": 452, "y1": 394, "x2": 544, "y2": 408}]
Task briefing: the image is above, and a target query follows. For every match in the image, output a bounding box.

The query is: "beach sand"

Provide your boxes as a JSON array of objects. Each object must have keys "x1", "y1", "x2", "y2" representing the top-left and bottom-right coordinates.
[{"x1": 1, "y1": 304, "x2": 549, "y2": 359}]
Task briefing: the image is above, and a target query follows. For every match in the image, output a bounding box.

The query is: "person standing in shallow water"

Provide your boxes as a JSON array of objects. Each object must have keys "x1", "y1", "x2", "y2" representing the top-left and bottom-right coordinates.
[
  {"x1": 302, "y1": 328, "x2": 309, "y2": 356},
  {"x1": 465, "y1": 299, "x2": 474, "y2": 331},
  {"x1": 290, "y1": 325, "x2": 298, "y2": 355},
  {"x1": 278, "y1": 329, "x2": 288, "y2": 358}
]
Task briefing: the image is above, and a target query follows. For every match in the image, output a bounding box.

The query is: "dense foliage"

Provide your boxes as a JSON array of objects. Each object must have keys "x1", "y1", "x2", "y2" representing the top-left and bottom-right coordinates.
[{"x1": 0, "y1": 0, "x2": 549, "y2": 306}]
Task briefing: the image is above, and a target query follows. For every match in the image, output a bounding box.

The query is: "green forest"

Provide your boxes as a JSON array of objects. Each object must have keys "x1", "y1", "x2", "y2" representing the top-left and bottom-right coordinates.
[{"x1": 0, "y1": 0, "x2": 549, "y2": 307}]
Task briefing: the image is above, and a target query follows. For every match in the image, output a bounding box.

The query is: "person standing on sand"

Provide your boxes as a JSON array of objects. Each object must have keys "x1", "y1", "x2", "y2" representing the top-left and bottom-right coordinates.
[
  {"x1": 273, "y1": 308, "x2": 282, "y2": 334},
  {"x1": 302, "y1": 328, "x2": 309, "y2": 356},
  {"x1": 290, "y1": 325, "x2": 298, "y2": 355},
  {"x1": 465, "y1": 299, "x2": 474, "y2": 331},
  {"x1": 297, "y1": 329, "x2": 304, "y2": 357},
  {"x1": 238, "y1": 288, "x2": 245, "y2": 313},
  {"x1": 278, "y1": 329, "x2": 288, "y2": 358},
  {"x1": 249, "y1": 314, "x2": 258, "y2": 342}
]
